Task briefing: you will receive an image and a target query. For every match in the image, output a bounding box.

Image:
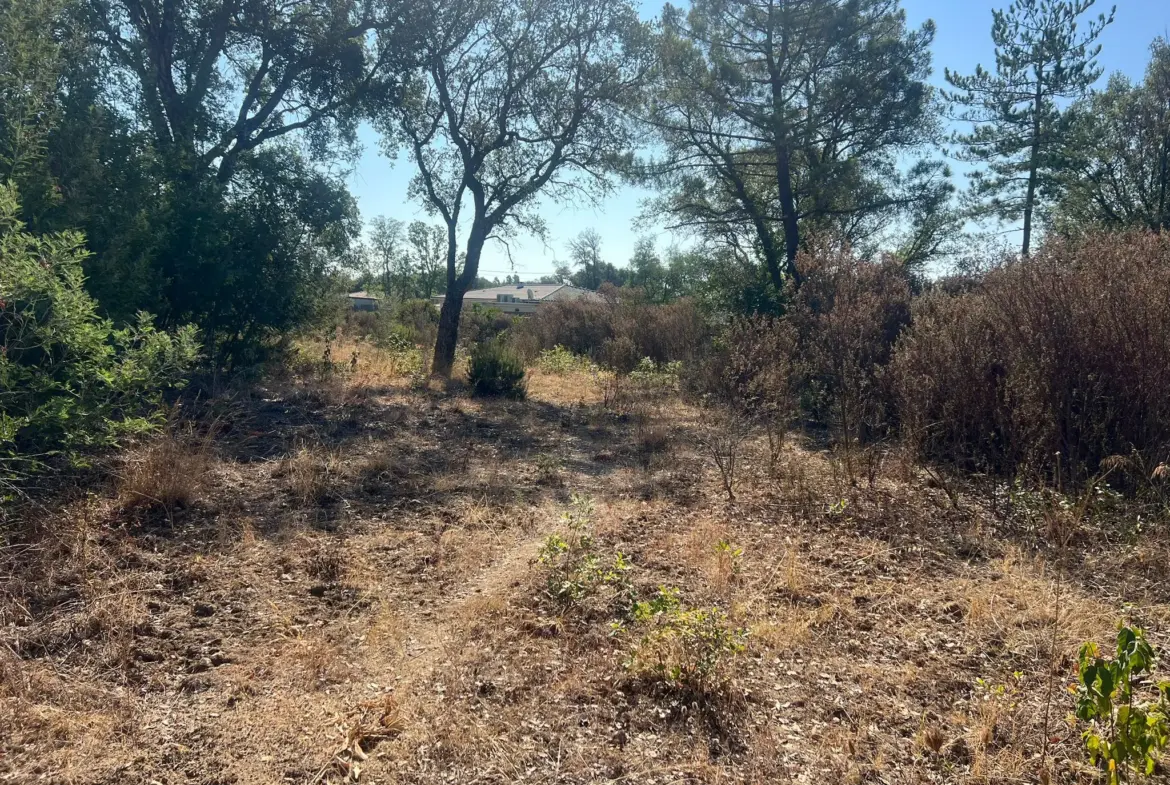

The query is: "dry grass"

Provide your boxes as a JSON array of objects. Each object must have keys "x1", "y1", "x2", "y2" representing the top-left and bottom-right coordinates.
[
  {"x1": 282, "y1": 441, "x2": 341, "y2": 504},
  {"x1": 2, "y1": 358, "x2": 1168, "y2": 785},
  {"x1": 118, "y1": 424, "x2": 214, "y2": 512}
]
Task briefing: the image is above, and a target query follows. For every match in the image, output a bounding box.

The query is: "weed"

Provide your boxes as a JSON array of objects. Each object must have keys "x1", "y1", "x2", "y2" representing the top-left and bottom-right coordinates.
[
  {"x1": 713, "y1": 539, "x2": 743, "y2": 592},
  {"x1": 1074, "y1": 625, "x2": 1170, "y2": 783},
  {"x1": 920, "y1": 722, "x2": 946, "y2": 755},
  {"x1": 970, "y1": 674, "x2": 1024, "y2": 757},
  {"x1": 536, "y1": 345, "x2": 596, "y2": 375},
  {"x1": 634, "y1": 419, "x2": 671, "y2": 471},
  {"x1": 537, "y1": 493, "x2": 632, "y2": 607},
  {"x1": 283, "y1": 443, "x2": 340, "y2": 505},
  {"x1": 628, "y1": 357, "x2": 682, "y2": 394},
  {"x1": 533, "y1": 453, "x2": 563, "y2": 485},
  {"x1": 118, "y1": 422, "x2": 214, "y2": 514},
  {"x1": 305, "y1": 539, "x2": 348, "y2": 586},
  {"x1": 617, "y1": 587, "x2": 748, "y2": 694}
]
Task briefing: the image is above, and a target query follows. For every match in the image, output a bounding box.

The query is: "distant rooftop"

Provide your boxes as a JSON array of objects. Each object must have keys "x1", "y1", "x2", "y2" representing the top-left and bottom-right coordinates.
[
  {"x1": 462, "y1": 283, "x2": 575, "y2": 301},
  {"x1": 347, "y1": 291, "x2": 381, "y2": 299},
  {"x1": 431, "y1": 283, "x2": 601, "y2": 310}
]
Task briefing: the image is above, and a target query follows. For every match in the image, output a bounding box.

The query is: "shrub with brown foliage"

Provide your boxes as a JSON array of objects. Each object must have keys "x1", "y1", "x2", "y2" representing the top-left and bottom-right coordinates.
[
  {"x1": 790, "y1": 245, "x2": 913, "y2": 453},
  {"x1": 689, "y1": 315, "x2": 798, "y2": 471},
  {"x1": 513, "y1": 288, "x2": 707, "y2": 371},
  {"x1": 891, "y1": 231, "x2": 1170, "y2": 490}
]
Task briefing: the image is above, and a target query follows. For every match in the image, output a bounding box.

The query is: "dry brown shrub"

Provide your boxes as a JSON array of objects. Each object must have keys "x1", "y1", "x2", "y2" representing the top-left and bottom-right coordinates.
[
  {"x1": 790, "y1": 243, "x2": 913, "y2": 471},
  {"x1": 691, "y1": 315, "x2": 799, "y2": 474},
  {"x1": 698, "y1": 407, "x2": 755, "y2": 502},
  {"x1": 512, "y1": 288, "x2": 706, "y2": 369},
  {"x1": 892, "y1": 231, "x2": 1170, "y2": 491}
]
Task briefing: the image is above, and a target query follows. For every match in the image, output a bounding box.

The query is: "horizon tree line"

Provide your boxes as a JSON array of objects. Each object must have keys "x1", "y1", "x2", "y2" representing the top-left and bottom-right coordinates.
[{"x1": 3, "y1": 0, "x2": 1160, "y2": 374}]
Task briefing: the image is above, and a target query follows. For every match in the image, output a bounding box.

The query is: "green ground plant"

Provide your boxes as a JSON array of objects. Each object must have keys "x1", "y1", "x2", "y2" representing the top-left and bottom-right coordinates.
[
  {"x1": 536, "y1": 345, "x2": 598, "y2": 375},
  {"x1": 1075, "y1": 625, "x2": 1170, "y2": 783},
  {"x1": 537, "y1": 493, "x2": 632, "y2": 606},
  {"x1": 628, "y1": 357, "x2": 682, "y2": 394},
  {"x1": 617, "y1": 586, "x2": 748, "y2": 694}
]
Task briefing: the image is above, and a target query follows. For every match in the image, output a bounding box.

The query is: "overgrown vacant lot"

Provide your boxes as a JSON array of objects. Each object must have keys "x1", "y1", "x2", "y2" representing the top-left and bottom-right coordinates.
[{"x1": 2, "y1": 357, "x2": 1168, "y2": 785}]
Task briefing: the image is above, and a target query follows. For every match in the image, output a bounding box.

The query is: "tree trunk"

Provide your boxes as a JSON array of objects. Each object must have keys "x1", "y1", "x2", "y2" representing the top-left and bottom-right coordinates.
[
  {"x1": 768, "y1": 75, "x2": 801, "y2": 290},
  {"x1": 1158, "y1": 129, "x2": 1169, "y2": 231},
  {"x1": 1022, "y1": 71, "x2": 1044, "y2": 257},
  {"x1": 432, "y1": 283, "x2": 465, "y2": 377},
  {"x1": 775, "y1": 143, "x2": 802, "y2": 287},
  {"x1": 431, "y1": 220, "x2": 487, "y2": 377}
]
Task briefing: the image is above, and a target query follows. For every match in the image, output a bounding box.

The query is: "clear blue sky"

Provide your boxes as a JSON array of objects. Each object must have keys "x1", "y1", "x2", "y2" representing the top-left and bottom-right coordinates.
[{"x1": 346, "y1": 0, "x2": 1170, "y2": 280}]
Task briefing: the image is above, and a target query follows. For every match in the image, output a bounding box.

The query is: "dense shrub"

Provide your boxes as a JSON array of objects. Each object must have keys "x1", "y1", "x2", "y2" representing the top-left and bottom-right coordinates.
[
  {"x1": 515, "y1": 289, "x2": 707, "y2": 371},
  {"x1": 692, "y1": 316, "x2": 797, "y2": 411},
  {"x1": 519, "y1": 297, "x2": 614, "y2": 358},
  {"x1": 460, "y1": 304, "x2": 515, "y2": 347},
  {"x1": 344, "y1": 310, "x2": 421, "y2": 352},
  {"x1": 0, "y1": 185, "x2": 199, "y2": 483},
  {"x1": 467, "y1": 340, "x2": 527, "y2": 399},
  {"x1": 790, "y1": 244, "x2": 912, "y2": 445},
  {"x1": 891, "y1": 232, "x2": 1170, "y2": 490},
  {"x1": 394, "y1": 298, "x2": 441, "y2": 337},
  {"x1": 690, "y1": 315, "x2": 799, "y2": 470}
]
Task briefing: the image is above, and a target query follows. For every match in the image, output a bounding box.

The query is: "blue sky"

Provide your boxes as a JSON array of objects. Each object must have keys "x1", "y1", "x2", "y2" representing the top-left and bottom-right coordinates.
[{"x1": 346, "y1": 0, "x2": 1170, "y2": 280}]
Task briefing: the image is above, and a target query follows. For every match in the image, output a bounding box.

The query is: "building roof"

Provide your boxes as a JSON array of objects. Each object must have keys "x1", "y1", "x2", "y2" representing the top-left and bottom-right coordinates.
[
  {"x1": 463, "y1": 283, "x2": 569, "y2": 301},
  {"x1": 459, "y1": 283, "x2": 602, "y2": 301},
  {"x1": 347, "y1": 291, "x2": 381, "y2": 300}
]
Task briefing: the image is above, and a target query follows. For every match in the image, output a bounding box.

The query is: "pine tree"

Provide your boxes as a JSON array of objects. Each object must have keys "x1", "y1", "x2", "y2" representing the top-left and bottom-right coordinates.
[{"x1": 945, "y1": 0, "x2": 1114, "y2": 256}]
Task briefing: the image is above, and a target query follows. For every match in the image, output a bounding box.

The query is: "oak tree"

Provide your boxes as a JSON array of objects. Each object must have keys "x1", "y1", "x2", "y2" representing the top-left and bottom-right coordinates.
[{"x1": 380, "y1": 0, "x2": 651, "y2": 376}]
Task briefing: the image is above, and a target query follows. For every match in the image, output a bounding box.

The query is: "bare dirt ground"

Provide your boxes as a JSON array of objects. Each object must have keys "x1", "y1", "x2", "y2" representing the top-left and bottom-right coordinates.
[{"x1": 3, "y1": 356, "x2": 1169, "y2": 784}]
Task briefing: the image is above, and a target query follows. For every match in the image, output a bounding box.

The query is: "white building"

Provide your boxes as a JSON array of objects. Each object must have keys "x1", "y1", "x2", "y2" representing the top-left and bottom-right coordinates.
[{"x1": 431, "y1": 283, "x2": 601, "y2": 315}]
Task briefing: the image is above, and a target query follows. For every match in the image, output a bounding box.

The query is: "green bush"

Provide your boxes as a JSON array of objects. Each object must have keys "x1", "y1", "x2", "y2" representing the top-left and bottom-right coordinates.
[
  {"x1": 617, "y1": 587, "x2": 748, "y2": 694},
  {"x1": 0, "y1": 185, "x2": 199, "y2": 484},
  {"x1": 537, "y1": 493, "x2": 632, "y2": 606},
  {"x1": 536, "y1": 345, "x2": 597, "y2": 375},
  {"x1": 467, "y1": 340, "x2": 527, "y2": 399},
  {"x1": 393, "y1": 298, "x2": 440, "y2": 336},
  {"x1": 1075, "y1": 625, "x2": 1169, "y2": 783}
]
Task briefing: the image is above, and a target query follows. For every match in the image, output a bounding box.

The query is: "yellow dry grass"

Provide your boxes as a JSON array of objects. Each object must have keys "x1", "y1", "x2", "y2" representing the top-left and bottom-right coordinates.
[
  {"x1": 3, "y1": 358, "x2": 1168, "y2": 785},
  {"x1": 118, "y1": 424, "x2": 214, "y2": 512}
]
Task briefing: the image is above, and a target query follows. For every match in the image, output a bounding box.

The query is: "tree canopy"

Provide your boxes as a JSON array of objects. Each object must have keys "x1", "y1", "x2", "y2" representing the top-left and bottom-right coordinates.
[
  {"x1": 944, "y1": 0, "x2": 1114, "y2": 256},
  {"x1": 644, "y1": 0, "x2": 948, "y2": 294},
  {"x1": 378, "y1": 0, "x2": 652, "y2": 374}
]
